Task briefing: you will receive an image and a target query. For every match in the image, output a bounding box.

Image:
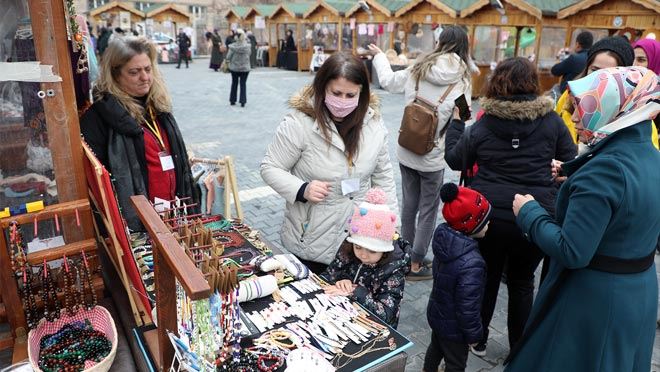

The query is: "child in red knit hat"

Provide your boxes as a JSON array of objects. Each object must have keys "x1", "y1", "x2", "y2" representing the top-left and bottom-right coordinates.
[
  {"x1": 424, "y1": 183, "x2": 491, "y2": 372},
  {"x1": 321, "y1": 188, "x2": 411, "y2": 328}
]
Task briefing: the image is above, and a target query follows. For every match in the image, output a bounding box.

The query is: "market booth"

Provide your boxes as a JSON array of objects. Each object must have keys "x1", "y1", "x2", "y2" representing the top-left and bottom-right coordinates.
[
  {"x1": 249, "y1": 5, "x2": 281, "y2": 67},
  {"x1": 267, "y1": 3, "x2": 314, "y2": 71},
  {"x1": 298, "y1": 1, "x2": 348, "y2": 71},
  {"x1": 144, "y1": 3, "x2": 192, "y2": 36},
  {"x1": 1, "y1": 0, "x2": 106, "y2": 366},
  {"x1": 225, "y1": 6, "x2": 252, "y2": 33},
  {"x1": 89, "y1": 1, "x2": 145, "y2": 30},
  {"x1": 393, "y1": 0, "x2": 458, "y2": 59}
]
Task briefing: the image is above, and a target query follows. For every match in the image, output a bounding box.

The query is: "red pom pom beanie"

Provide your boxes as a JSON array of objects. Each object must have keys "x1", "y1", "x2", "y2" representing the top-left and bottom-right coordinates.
[{"x1": 440, "y1": 183, "x2": 492, "y2": 235}]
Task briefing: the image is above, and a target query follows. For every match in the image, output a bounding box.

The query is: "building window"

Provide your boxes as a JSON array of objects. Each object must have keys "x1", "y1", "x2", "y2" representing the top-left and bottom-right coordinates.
[
  {"x1": 188, "y1": 6, "x2": 206, "y2": 19},
  {"x1": 136, "y1": 2, "x2": 152, "y2": 11},
  {"x1": 89, "y1": 0, "x2": 108, "y2": 8}
]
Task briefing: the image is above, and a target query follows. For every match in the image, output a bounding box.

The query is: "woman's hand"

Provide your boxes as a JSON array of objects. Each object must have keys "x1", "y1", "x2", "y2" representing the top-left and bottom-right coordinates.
[
  {"x1": 304, "y1": 180, "x2": 331, "y2": 203},
  {"x1": 367, "y1": 44, "x2": 383, "y2": 56},
  {"x1": 551, "y1": 159, "x2": 567, "y2": 183},
  {"x1": 513, "y1": 194, "x2": 535, "y2": 217}
]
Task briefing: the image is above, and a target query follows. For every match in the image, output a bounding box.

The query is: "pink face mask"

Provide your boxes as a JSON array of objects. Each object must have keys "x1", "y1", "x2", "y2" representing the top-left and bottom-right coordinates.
[{"x1": 324, "y1": 93, "x2": 359, "y2": 118}]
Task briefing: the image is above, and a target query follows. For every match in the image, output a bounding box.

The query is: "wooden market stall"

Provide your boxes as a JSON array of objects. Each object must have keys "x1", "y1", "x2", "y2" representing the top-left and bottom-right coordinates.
[
  {"x1": 144, "y1": 3, "x2": 192, "y2": 37},
  {"x1": 557, "y1": 0, "x2": 660, "y2": 46},
  {"x1": 457, "y1": 0, "x2": 553, "y2": 96},
  {"x1": 298, "y1": 0, "x2": 347, "y2": 71},
  {"x1": 394, "y1": 0, "x2": 458, "y2": 59},
  {"x1": 225, "y1": 6, "x2": 253, "y2": 33},
  {"x1": 344, "y1": 0, "x2": 408, "y2": 54},
  {"x1": 267, "y1": 2, "x2": 315, "y2": 70},
  {"x1": 89, "y1": 1, "x2": 145, "y2": 30},
  {"x1": 0, "y1": 0, "x2": 102, "y2": 363}
]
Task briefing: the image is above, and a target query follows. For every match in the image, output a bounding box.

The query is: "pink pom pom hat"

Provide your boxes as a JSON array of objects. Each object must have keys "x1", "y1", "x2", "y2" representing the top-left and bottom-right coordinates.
[{"x1": 346, "y1": 188, "x2": 397, "y2": 252}]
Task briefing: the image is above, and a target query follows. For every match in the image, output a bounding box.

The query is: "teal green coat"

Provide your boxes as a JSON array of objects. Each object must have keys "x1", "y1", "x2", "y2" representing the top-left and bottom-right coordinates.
[{"x1": 507, "y1": 121, "x2": 660, "y2": 372}]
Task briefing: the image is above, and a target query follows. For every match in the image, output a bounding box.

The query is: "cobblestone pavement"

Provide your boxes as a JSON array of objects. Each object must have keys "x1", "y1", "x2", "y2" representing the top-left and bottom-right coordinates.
[{"x1": 164, "y1": 58, "x2": 660, "y2": 371}]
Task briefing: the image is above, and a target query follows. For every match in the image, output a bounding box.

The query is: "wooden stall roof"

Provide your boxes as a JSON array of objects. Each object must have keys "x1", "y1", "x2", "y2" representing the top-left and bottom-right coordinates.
[
  {"x1": 344, "y1": 0, "x2": 407, "y2": 16},
  {"x1": 89, "y1": 1, "x2": 145, "y2": 18},
  {"x1": 303, "y1": 0, "x2": 340, "y2": 18},
  {"x1": 226, "y1": 6, "x2": 252, "y2": 20},
  {"x1": 144, "y1": 3, "x2": 191, "y2": 22},
  {"x1": 282, "y1": 2, "x2": 317, "y2": 17},
  {"x1": 395, "y1": 0, "x2": 458, "y2": 18},
  {"x1": 253, "y1": 4, "x2": 280, "y2": 18},
  {"x1": 270, "y1": 4, "x2": 298, "y2": 20},
  {"x1": 243, "y1": 7, "x2": 259, "y2": 20},
  {"x1": 557, "y1": 0, "x2": 660, "y2": 18},
  {"x1": 324, "y1": 0, "x2": 360, "y2": 15},
  {"x1": 450, "y1": 0, "x2": 545, "y2": 18}
]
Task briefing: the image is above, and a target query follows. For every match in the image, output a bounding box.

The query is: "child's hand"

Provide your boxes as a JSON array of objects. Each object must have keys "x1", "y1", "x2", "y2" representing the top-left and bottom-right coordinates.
[
  {"x1": 335, "y1": 279, "x2": 355, "y2": 294},
  {"x1": 324, "y1": 286, "x2": 351, "y2": 296}
]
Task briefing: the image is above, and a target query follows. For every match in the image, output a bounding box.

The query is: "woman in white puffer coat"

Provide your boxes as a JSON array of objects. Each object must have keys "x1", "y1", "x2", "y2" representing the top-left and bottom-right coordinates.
[
  {"x1": 261, "y1": 52, "x2": 399, "y2": 273},
  {"x1": 369, "y1": 25, "x2": 473, "y2": 279}
]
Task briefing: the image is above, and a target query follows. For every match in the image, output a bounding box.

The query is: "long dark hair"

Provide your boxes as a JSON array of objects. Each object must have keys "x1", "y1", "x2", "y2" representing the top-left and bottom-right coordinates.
[
  {"x1": 410, "y1": 25, "x2": 470, "y2": 82},
  {"x1": 312, "y1": 51, "x2": 371, "y2": 162},
  {"x1": 576, "y1": 50, "x2": 624, "y2": 79}
]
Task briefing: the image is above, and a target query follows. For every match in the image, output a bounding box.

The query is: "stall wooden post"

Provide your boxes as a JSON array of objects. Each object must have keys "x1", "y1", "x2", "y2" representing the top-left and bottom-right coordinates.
[{"x1": 131, "y1": 196, "x2": 211, "y2": 371}]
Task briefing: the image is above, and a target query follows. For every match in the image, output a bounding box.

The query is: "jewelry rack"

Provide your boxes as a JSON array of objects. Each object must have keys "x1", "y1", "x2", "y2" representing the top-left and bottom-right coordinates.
[{"x1": 189, "y1": 156, "x2": 243, "y2": 220}]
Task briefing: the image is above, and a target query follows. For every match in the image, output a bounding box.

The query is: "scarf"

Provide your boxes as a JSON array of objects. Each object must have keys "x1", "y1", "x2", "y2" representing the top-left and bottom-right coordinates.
[
  {"x1": 633, "y1": 38, "x2": 660, "y2": 75},
  {"x1": 567, "y1": 66, "x2": 660, "y2": 147}
]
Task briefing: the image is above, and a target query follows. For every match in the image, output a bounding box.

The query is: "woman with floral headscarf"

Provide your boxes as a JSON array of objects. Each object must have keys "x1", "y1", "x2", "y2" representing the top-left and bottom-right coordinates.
[{"x1": 506, "y1": 66, "x2": 660, "y2": 371}]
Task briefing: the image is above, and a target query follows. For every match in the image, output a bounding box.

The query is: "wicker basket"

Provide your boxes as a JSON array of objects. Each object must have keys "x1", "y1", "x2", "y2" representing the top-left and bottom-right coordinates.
[{"x1": 28, "y1": 306, "x2": 118, "y2": 372}]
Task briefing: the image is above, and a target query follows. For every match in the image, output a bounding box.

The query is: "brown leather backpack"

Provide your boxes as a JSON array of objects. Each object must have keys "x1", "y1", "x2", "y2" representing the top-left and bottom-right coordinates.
[{"x1": 398, "y1": 79, "x2": 456, "y2": 155}]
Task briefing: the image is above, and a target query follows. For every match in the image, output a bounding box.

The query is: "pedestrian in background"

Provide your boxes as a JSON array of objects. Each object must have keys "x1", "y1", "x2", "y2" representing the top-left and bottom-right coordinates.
[
  {"x1": 206, "y1": 29, "x2": 224, "y2": 71},
  {"x1": 176, "y1": 29, "x2": 191, "y2": 69},
  {"x1": 508, "y1": 65, "x2": 660, "y2": 372},
  {"x1": 550, "y1": 31, "x2": 593, "y2": 93},
  {"x1": 633, "y1": 38, "x2": 660, "y2": 74},
  {"x1": 247, "y1": 30, "x2": 258, "y2": 68},
  {"x1": 226, "y1": 29, "x2": 251, "y2": 107},
  {"x1": 368, "y1": 25, "x2": 473, "y2": 280},
  {"x1": 424, "y1": 183, "x2": 490, "y2": 372},
  {"x1": 260, "y1": 51, "x2": 398, "y2": 274},
  {"x1": 444, "y1": 57, "x2": 577, "y2": 356}
]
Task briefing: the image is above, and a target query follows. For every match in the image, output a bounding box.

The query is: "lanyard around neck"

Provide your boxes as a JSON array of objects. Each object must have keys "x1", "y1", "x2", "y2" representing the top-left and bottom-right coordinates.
[{"x1": 144, "y1": 106, "x2": 165, "y2": 149}]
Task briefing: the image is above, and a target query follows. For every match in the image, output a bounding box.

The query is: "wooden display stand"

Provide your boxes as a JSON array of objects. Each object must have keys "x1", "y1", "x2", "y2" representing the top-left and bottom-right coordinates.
[{"x1": 0, "y1": 0, "x2": 98, "y2": 363}]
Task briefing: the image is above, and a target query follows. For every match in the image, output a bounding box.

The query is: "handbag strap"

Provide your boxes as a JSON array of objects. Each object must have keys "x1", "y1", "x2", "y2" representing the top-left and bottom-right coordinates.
[{"x1": 414, "y1": 75, "x2": 457, "y2": 107}]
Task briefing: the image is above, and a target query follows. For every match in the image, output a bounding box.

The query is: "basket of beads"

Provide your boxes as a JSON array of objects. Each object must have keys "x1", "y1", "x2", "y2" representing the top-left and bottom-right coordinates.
[{"x1": 27, "y1": 306, "x2": 118, "y2": 372}]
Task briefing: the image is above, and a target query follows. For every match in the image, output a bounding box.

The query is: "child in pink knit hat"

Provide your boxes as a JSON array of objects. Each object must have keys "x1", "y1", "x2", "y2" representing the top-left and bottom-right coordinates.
[{"x1": 321, "y1": 188, "x2": 411, "y2": 328}]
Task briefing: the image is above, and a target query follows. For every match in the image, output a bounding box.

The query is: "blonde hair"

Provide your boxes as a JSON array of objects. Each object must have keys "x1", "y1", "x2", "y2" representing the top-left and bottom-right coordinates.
[
  {"x1": 235, "y1": 28, "x2": 246, "y2": 42},
  {"x1": 95, "y1": 36, "x2": 172, "y2": 120}
]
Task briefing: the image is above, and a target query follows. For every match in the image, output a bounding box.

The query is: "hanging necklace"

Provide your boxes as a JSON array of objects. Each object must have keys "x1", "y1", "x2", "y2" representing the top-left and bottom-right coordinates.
[{"x1": 331, "y1": 333, "x2": 397, "y2": 370}]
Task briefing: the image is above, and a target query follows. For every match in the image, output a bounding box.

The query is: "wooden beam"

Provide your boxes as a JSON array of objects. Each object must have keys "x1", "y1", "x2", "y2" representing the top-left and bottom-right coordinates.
[
  {"x1": 460, "y1": 0, "x2": 490, "y2": 18},
  {"x1": 0, "y1": 199, "x2": 90, "y2": 228},
  {"x1": 507, "y1": 0, "x2": 542, "y2": 19},
  {"x1": 27, "y1": 0, "x2": 93, "y2": 243},
  {"x1": 25, "y1": 238, "x2": 97, "y2": 265},
  {"x1": 557, "y1": 0, "x2": 605, "y2": 19},
  {"x1": 0, "y1": 222, "x2": 27, "y2": 336}
]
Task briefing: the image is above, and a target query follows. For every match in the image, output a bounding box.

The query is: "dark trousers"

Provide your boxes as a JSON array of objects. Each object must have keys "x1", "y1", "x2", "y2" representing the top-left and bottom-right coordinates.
[
  {"x1": 229, "y1": 71, "x2": 249, "y2": 104},
  {"x1": 177, "y1": 50, "x2": 189, "y2": 68},
  {"x1": 423, "y1": 331, "x2": 468, "y2": 372},
  {"x1": 478, "y1": 217, "x2": 543, "y2": 348}
]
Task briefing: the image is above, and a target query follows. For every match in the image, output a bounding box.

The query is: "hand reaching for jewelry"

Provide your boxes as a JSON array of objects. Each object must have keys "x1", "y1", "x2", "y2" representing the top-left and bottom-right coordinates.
[
  {"x1": 304, "y1": 180, "x2": 331, "y2": 203},
  {"x1": 324, "y1": 286, "x2": 351, "y2": 296},
  {"x1": 335, "y1": 279, "x2": 355, "y2": 293}
]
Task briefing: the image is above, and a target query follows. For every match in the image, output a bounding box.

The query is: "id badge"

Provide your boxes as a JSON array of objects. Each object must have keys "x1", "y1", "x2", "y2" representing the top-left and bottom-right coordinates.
[
  {"x1": 341, "y1": 178, "x2": 360, "y2": 196},
  {"x1": 159, "y1": 151, "x2": 175, "y2": 171}
]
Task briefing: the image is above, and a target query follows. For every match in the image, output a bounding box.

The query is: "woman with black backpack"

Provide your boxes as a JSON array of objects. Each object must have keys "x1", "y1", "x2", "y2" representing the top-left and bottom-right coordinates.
[{"x1": 444, "y1": 57, "x2": 577, "y2": 357}]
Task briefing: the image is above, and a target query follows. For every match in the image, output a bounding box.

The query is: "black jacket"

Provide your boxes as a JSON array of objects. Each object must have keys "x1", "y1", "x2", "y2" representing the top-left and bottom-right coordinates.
[
  {"x1": 427, "y1": 224, "x2": 485, "y2": 344},
  {"x1": 445, "y1": 95, "x2": 577, "y2": 221},
  {"x1": 177, "y1": 33, "x2": 191, "y2": 52},
  {"x1": 80, "y1": 94, "x2": 198, "y2": 231},
  {"x1": 551, "y1": 50, "x2": 588, "y2": 92}
]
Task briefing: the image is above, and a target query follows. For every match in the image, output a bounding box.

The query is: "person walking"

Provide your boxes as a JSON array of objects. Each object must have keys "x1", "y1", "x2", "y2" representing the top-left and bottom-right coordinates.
[
  {"x1": 260, "y1": 51, "x2": 398, "y2": 274},
  {"x1": 444, "y1": 57, "x2": 577, "y2": 356},
  {"x1": 423, "y1": 183, "x2": 490, "y2": 372},
  {"x1": 226, "y1": 29, "x2": 251, "y2": 107},
  {"x1": 176, "y1": 29, "x2": 191, "y2": 69},
  {"x1": 368, "y1": 25, "x2": 473, "y2": 280},
  {"x1": 207, "y1": 29, "x2": 224, "y2": 71},
  {"x1": 507, "y1": 66, "x2": 660, "y2": 372}
]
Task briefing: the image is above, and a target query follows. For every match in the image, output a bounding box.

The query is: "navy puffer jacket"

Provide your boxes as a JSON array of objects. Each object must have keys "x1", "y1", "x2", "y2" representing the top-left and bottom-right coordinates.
[{"x1": 427, "y1": 224, "x2": 486, "y2": 344}]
